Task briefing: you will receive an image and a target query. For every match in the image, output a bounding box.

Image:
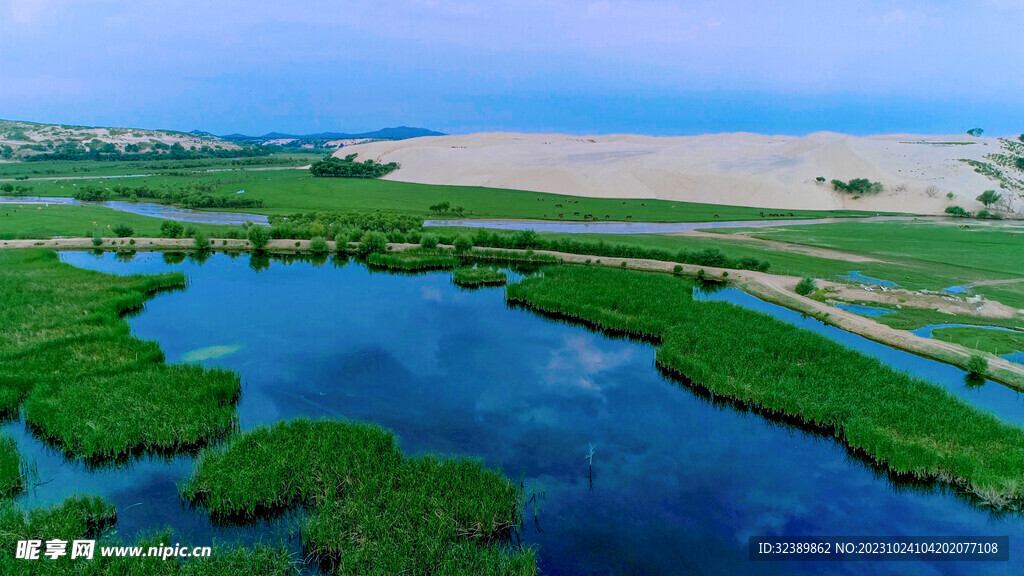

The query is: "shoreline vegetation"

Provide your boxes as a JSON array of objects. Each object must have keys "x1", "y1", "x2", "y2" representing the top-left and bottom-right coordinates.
[
  {"x1": 2, "y1": 237, "x2": 1020, "y2": 389},
  {"x1": 506, "y1": 266, "x2": 1024, "y2": 509}
]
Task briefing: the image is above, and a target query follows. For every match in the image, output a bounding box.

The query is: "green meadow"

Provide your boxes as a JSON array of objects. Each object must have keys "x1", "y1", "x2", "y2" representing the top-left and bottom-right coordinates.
[
  {"x1": 13, "y1": 164, "x2": 888, "y2": 222},
  {"x1": 507, "y1": 266, "x2": 1024, "y2": 508},
  {"x1": 0, "y1": 203, "x2": 236, "y2": 240}
]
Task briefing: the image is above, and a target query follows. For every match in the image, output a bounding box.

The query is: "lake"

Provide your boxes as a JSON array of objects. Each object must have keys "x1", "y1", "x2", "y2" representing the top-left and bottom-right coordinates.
[{"x1": 8, "y1": 252, "x2": 1022, "y2": 575}]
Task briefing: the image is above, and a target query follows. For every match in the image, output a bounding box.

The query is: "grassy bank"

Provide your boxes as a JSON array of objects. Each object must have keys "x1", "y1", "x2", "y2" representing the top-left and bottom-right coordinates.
[
  {"x1": 453, "y1": 266, "x2": 508, "y2": 288},
  {"x1": 0, "y1": 250, "x2": 240, "y2": 463},
  {"x1": 507, "y1": 266, "x2": 1024, "y2": 508},
  {"x1": 182, "y1": 419, "x2": 535, "y2": 575}
]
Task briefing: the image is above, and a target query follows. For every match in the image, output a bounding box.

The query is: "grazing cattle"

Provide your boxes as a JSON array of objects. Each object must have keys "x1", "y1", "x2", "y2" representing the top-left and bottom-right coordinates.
[{"x1": 558, "y1": 214, "x2": 564, "y2": 218}]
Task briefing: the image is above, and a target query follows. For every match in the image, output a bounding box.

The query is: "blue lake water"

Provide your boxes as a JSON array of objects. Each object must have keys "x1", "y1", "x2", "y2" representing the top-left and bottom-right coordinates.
[{"x1": 8, "y1": 252, "x2": 1024, "y2": 575}]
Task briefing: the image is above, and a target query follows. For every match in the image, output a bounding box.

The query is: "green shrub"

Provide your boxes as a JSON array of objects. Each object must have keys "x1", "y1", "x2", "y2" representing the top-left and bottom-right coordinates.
[
  {"x1": 831, "y1": 178, "x2": 883, "y2": 194},
  {"x1": 453, "y1": 234, "x2": 473, "y2": 253},
  {"x1": 193, "y1": 230, "x2": 210, "y2": 251},
  {"x1": 247, "y1": 225, "x2": 271, "y2": 249},
  {"x1": 945, "y1": 205, "x2": 970, "y2": 217},
  {"x1": 308, "y1": 236, "x2": 329, "y2": 255},
  {"x1": 967, "y1": 355, "x2": 988, "y2": 377},
  {"x1": 160, "y1": 220, "x2": 184, "y2": 238},
  {"x1": 976, "y1": 190, "x2": 1002, "y2": 207},
  {"x1": 358, "y1": 230, "x2": 389, "y2": 254},
  {"x1": 795, "y1": 277, "x2": 816, "y2": 295},
  {"x1": 111, "y1": 224, "x2": 133, "y2": 237},
  {"x1": 420, "y1": 233, "x2": 439, "y2": 249},
  {"x1": 90, "y1": 232, "x2": 103, "y2": 247}
]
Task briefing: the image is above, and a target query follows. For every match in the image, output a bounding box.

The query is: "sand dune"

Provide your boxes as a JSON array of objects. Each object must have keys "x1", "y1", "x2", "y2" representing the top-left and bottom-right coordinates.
[{"x1": 337, "y1": 132, "x2": 1024, "y2": 214}]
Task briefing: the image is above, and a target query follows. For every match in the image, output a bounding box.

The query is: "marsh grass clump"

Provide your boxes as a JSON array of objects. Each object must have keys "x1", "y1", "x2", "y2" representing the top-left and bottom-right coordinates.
[
  {"x1": 967, "y1": 355, "x2": 989, "y2": 378},
  {"x1": 182, "y1": 419, "x2": 534, "y2": 575},
  {"x1": 0, "y1": 250, "x2": 241, "y2": 463},
  {"x1": 507, "y1": 266, "x2": 1024, "y2": 509},
  {"x1": 453, "y1": 267, "x2": 507, "y2": 288},
  {"x1": 366, "y1": 249, "x2": 461, "y2": 271},
  {"x1": 0, "y1": 436, "x2": 23, "y2": 498}
]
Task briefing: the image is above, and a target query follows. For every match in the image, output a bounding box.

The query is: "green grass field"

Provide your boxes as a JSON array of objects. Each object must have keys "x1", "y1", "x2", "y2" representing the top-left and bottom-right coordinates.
[
  {"x1": 0, "y1": 153, "x2": 315, "y2": 179},
  {"x1": 718, "y1": 220, "x2": 1024, "y2": 308},
  {"x1": 930, "y1": 327, "x2": 1024, "y2": 356},
  {"x1": 0, "y1": 203, "x2": 237, "y2": 240}
]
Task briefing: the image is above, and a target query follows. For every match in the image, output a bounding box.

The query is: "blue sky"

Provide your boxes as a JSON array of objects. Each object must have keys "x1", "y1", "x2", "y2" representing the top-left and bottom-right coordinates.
[{"x1": 1, "y1": 0, "x2": 1022, "y2": 135}]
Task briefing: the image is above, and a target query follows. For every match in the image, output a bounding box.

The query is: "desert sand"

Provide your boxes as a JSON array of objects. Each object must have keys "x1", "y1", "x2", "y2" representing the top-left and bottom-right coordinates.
[{"x1": 337, "y1": 132, "x2": 1023, "y2": 214}]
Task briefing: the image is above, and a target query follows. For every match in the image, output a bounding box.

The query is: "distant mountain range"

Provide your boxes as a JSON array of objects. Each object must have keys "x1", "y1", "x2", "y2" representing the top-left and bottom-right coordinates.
[{"x1": 203, "y1": 126, "x2": 445, "y2": 141}]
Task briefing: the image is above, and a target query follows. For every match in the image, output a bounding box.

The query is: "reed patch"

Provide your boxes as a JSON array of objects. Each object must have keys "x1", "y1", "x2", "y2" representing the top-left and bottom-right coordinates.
[
  {"x1": 0, "y1": 250, "x2": 240, "y2": 464},
  {"x1": 182, "y1": 418, "x2": 535, "y2": 575},
  {"x1": 453, "y1": 266, "x2": 508, "y2": 288}
]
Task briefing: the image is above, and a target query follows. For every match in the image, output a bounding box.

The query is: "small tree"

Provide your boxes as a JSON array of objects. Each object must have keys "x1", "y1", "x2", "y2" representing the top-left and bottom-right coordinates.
[
  {"x1": 160, "y1": 220, "x2": 184, "y2": 238},
  {"x1": 976, "y1": 190, "x2": 1002, "y2": 207},
  {"x1": 358, "y1": 230, "x2": 388, "y2": 254},
  {"x1": 453, "y1": 234, "x2": 473, "y2": 253},
  {"x1": 91, "y1": 232, "x2": 103, "y2": 247},
  {"x1": 420, "y1": 233, "x2": 439, "y2": 249},
  {"x1": 945, "y1": 205, "x2": 970, "y2": 217},
  {"x1": 429, "y1": 201, "x2": 451, "y2": 215},
  {"x1": 966, "y1": 128, "x2": 984, "y2": 137},
  {"x1": 308, "y1": 236, "x2": 329, "y2": 255},
  {"x1": 0, "y1": 183, "x2": 13, "y2": 193},
  {"x1": 247, "y1": 225, "x2": 271, "y2": 250},
  {"x1": 795, "y1": 277, "x2": 816, "y2": 296},
  {"x1": 111, "y1": 224, "x2": 134, "y2": 237},
  {"x1": 193, "y1": 230, "x2": 209, "y2": 251}
]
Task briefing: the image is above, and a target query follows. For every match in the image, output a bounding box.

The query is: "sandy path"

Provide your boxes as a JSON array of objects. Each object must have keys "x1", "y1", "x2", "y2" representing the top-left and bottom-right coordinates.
[
  {"x1": 3, "y1": 237, "x2": 1021, "y2": 388},
  {"x1": 670, "y1": 230, "x2": 886, "y2": 263}
]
